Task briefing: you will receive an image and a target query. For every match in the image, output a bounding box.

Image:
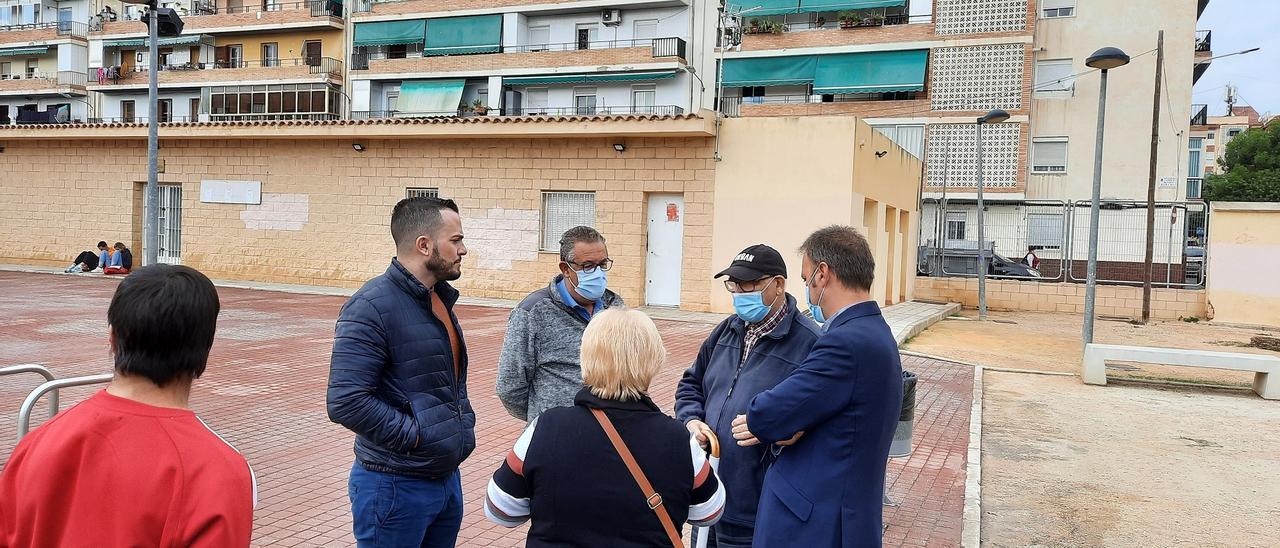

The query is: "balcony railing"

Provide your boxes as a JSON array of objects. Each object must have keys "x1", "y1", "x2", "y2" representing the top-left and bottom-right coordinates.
[
  {"x1": 0, "y1": 20, "x2": 88, "y2": 38},
  {"x1": 351, "y1": 105, "x2": 685, "y2": 120},
  {"x1": 90, "y1": 57, "x2": 343, "y2": 83},
  {"x1": 1195, "y1": 30, "x2": 1211, "y2": 52},
  {"x1": 111, "y1": 0, "x2": 340, "y2": 22},
  {"x1": 1187, "y1": 177, "x2": 1203, "y2": 200},
  {"x1": 739, "y1": 10, "x2": 920, "y2": 35},
  {"x1": 1191, "y1": 104, "x2": 1208, "y2": 125},
  {"x1": 0, "y1": 70, "x2": 87, "y2": 87},
  {"x1": 87, "y1": 112, "x2": 340, "y2": 124}
]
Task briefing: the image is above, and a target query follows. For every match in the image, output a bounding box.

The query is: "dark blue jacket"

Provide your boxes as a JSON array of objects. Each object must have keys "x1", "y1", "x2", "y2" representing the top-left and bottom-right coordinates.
[
  {"x1": 747, "y1": 301, "x2": 902, "y2": 548},
  {"x1": 673, "y1": 295, "x2": 820, "y2": 529},
  {"x1": 326, "y1": 259, "x2": 476, "y2": 479}
]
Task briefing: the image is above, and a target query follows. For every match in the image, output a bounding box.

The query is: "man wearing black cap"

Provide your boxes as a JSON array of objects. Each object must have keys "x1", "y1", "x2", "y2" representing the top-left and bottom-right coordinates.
[{"x1": 674, "y1": 244, "x2": 821, "y2": 548}]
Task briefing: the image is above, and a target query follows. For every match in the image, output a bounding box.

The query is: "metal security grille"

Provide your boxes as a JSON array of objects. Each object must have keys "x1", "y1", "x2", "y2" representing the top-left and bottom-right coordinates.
[
  {"x1": 541, "y1": 192, "x2": 596, "y2": 251},
  {"x1": 405, "y1": 187, "x2": 439, "y2": 198},
  {"x1": 157, "y1": 184, "x2": 182, "y2": 265}
]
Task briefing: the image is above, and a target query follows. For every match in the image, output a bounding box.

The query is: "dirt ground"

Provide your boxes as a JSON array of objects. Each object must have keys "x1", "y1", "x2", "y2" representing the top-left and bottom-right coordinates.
[
  {"x1": 904, "y1": 310, "x2": 1279, "y2": 387},
  {"x1": 981, "y1": 371, "x2": 1280, "y2": 547}
]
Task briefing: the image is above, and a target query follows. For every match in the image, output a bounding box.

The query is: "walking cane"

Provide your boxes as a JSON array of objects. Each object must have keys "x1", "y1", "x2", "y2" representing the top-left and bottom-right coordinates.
[{"x1": 693, "y1": 429, "x2": 721, "y2": 548}]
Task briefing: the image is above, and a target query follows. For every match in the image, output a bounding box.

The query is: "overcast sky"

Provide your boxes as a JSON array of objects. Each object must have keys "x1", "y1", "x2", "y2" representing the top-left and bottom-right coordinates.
[{"x1": 1192, "y1": 0, "x2": 1279, "y2": 117}]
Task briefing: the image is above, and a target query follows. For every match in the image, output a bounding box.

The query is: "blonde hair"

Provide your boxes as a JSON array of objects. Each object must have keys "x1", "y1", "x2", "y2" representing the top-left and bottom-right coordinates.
[{"x1": 580, "y1": 308, "x2": 666, "y2": 401}]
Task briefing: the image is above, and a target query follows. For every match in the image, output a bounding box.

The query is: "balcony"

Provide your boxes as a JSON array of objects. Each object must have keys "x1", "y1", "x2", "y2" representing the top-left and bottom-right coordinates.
[
  {"x1": 353, "y1": 37, "x2": 685, "y2": 74},
  {"x1": 0, "y1": 21, "x2": 88, "y2": 44},
  {"x1": 1186, "y1": 177, "x2": 1203, "y2": 200},
  {"x1": 358, "y1": 0, "x2": 592, "y2": 18},
  {"x1": 89, "y1": 57, "x2": 343, "y2": 89},
  {"x1": 94, "y1": 0, "x2": 342, "y2": 35},
  {"x1": 1191, "y1": 104, "x2": 1207, "y2": 125},
  {"x1": 720, "y1": 93, "x2": 925, "y2": 118},
  {"x1": 351, "y1": 105, "x2": 685, "y2": 119},
  {"x1": 1193, "y1": 30, "x2": 1212, "y2": 83},
  {"x1": 735, "y1": 11, "x2": 932, "y2": 52},
  {"x1": 0, "y1": 71, "x2": 87, "y2": 94},
  {"x1": 87, "y1": 113, "x2": 341, "y2": 124}
]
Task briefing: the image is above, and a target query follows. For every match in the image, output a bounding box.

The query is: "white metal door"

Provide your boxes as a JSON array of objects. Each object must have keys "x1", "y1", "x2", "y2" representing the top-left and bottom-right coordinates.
[
  {"x1": 156, "y1": 184, "x2": 182, "y2": 265},
  {"x1": 645, "y1": 194, "x2": 684, "y2": 307}
]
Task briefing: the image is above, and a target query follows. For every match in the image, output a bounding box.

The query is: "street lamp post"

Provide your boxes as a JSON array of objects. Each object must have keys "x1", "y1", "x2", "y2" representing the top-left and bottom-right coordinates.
[
  {"x1": 133, "y1": 1, "x2": 182, "y2": 266},
  {"x1": 975, "y1": 108, "x2": 1010, "y2": 321},
  {"x1": 1082, "y1": 47, "x2": 1130, "y2": 346}
]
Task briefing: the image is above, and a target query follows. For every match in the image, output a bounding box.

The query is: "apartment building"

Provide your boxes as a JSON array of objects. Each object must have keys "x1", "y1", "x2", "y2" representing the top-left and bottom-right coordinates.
[
  {"x1": 346, "y1": 0, "x2": 719, "y2": 118},
  {"x1": 1187, "y1": 104, "x2": 1264, "y2": 200},
  {"x1": 0, "y1": 0, "x2": 90, "y2": 122},
  {"x1": 84, "y1": 0, "x2": 345, "y2": 122}
]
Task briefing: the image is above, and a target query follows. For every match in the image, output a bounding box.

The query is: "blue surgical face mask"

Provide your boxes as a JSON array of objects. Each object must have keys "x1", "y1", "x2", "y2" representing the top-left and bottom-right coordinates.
[
  {"x1": 805, "y1": 265, "x2": 826, "y2": 324},
  {"x1": 732, "y1": 278, "x2": 779, "y2": 323},
  {"x1": 572, "y1": 267, "x2": 607, "y2": 301}
]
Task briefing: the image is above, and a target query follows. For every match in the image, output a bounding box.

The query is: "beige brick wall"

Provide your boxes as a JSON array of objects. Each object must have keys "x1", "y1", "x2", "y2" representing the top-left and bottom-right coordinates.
[
  {"x1": 0, "y1": 136, "x2": 718, "y2": 311},
  {"x1": 913, "y1": 276, "x2": 1208, "y2": 321},
  {"x1": 363, "y1": 47, "x2": 669, "y2": 75},
  {"x1": 0, "y1": 28, "x2": 74, "y2": 47},
  {"x1": 0, "y1": 77, "x2": 76, "y2": 93},
  {"x1": 740, "y1": 21, "x2": 935, "y2": 51}
]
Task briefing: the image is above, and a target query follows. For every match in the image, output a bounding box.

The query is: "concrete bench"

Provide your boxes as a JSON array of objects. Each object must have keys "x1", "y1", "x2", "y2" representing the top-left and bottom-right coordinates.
[{"x1": 1083, "y1": 343, "x2": 1280, "y2": 400}]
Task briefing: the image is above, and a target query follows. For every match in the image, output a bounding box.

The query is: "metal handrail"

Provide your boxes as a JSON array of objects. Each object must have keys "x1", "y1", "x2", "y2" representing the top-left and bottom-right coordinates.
[
  {"x1": 17, "y1": 373, "x2": 113, "y2": 441},
  {"x1": 0, "y1": 364, "x2": 57, "y2": 418}
]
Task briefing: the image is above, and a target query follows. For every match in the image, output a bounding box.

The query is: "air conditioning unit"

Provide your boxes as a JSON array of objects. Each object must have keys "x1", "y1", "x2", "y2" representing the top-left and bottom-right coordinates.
[{"x1": 601, "y1": 9, "x2": 621, "y2": 25}]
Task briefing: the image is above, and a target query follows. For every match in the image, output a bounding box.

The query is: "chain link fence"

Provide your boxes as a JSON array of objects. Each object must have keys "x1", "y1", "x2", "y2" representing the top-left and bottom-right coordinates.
[{"x1": 918, "y1": 198, "x2": 1208, "y2": 288}]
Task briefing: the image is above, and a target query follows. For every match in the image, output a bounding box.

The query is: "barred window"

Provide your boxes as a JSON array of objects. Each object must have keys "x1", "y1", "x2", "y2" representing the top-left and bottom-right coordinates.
[
  {"x1": 406, "y1": 187, "x2": 439, "y2": 199},
  {"x1": 541, "y1": 191, "x2": 596, "y2": 251}
]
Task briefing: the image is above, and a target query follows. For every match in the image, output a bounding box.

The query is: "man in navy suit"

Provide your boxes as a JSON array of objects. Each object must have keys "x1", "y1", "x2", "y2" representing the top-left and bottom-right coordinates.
[{"x1": 731, "y1": 225, "x2": 903, "y2": 547}]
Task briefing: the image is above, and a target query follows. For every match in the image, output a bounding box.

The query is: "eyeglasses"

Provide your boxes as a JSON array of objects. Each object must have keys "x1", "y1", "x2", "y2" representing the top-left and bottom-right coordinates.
[
  {"x1": 724, "y1": 277, "x2": 777, "y2": 294},
  {"x1": 567, "y1": 258, "x2": 614, "y2": 274}
]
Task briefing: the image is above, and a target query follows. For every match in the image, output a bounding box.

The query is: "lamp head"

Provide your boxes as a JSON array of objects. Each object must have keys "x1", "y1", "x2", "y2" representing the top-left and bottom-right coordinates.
[
  {"x1": 977, "y1": 109, "x2": 1010, "y2": 125},
  {"x1": 1086, "y1": 47, "x2": 1130, "y2": 70}
]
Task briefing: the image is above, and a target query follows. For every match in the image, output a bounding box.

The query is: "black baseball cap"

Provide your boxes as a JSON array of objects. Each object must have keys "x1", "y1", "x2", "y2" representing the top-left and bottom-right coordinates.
[{"x1": 715, "y1": 244, "x2": 788, "y2": 281}]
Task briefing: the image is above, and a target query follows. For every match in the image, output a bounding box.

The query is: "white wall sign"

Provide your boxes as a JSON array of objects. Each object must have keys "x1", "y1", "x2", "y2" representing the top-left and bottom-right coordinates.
[
  {"x1": 1158, "y1": 176, "x2": 1177, "y2": 189},
  {"x1": 201, "y1": 180, "x2": 262, "y2": 204}
]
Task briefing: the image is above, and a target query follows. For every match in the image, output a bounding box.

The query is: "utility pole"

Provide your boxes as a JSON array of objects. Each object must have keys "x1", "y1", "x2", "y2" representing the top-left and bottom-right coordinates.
[
  {"x1": 144, "y1": 0, "x2": 159, "y2": 267},
  {"x1": 1141, "y1": 30, "x2": 1163, "y2": 324}
]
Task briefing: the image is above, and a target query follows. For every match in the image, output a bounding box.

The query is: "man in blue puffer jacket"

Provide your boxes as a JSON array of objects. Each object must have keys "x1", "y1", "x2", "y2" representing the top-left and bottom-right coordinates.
[
  {"x1": 675, "y1": 244, "x2": 820, "y2": 547},
  {"x1": 327, "y1": 196, "x2": 476, "y2": 548}
]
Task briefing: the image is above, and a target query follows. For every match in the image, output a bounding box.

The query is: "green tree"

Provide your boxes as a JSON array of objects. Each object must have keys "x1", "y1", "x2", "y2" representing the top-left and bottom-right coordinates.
[{"x1": 1203, "y1": 122, "x2": 1280, "y2": 202}]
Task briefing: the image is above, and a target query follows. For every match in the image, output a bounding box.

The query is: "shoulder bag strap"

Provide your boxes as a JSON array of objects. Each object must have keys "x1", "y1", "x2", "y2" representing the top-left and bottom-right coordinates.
[{"x1": 590, "y1": 407, "x2": 685, "y2": 548}]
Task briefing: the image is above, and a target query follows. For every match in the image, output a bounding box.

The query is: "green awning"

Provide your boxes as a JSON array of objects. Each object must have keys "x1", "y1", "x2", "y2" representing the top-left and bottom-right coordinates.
[
  {"x1": 796, "y1": 0, "x2": 904, "y2": 14},
  {"x1": 103, "y1": 35, "x2": 207, "y2": 48},
  {"x1": 353, "y1": 19, "x2": 426, "y2": 47},
  {"x1": 423, "y1": 15, "x2": 502, "y2": 56},
  {"x1": 812, "y1": 49, "x2": 927, "y2": 94},
  {"x1": 398, "y1": 79, "x2": 467, "y2": 116},
  {"x1": 726, "y1": 0, "x2": 801, "y2": 16},
  {"x1": 723, "y1": 56, "x2": 817, "y2": 87},
  {"x1": 503, "y1": 71, "x2": 677, "y2": 85},
  {"x1": 0, "y1": 46, "x2": 49, "y2": 57}
]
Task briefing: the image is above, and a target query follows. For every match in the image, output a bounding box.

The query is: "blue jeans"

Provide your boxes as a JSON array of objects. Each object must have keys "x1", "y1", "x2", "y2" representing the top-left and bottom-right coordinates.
[{"x1": 348, "y1": 463, "x2": 464, "y2": 548}]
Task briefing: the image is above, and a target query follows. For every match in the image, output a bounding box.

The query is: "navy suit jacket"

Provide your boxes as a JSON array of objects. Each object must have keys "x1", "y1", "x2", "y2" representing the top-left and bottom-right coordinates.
[{"x1": 746, "y1": 300, "x2": 902, "y2": 547}]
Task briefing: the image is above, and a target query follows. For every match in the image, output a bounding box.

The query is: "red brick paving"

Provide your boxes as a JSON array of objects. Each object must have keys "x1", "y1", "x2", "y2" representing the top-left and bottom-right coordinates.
[{"x1": 0, "y1": 271, "x2": 971, "y2": 547}]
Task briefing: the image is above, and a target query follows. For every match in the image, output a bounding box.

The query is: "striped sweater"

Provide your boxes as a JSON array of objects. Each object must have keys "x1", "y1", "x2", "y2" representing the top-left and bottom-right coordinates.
[{"x1": 485, "y1": 388, "x2": 725, "y2": 547}]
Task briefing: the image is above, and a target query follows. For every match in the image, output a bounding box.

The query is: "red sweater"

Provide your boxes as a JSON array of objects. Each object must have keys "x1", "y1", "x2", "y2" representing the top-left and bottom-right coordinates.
[{"x1": 0, "y1": 390, "x2": 256, "y2": 547}]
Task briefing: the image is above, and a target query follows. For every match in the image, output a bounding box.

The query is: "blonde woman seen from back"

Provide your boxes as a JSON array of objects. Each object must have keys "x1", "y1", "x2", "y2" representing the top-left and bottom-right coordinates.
[{"x1": 486, "y1": 308, "x2": 726, "y2": 548}]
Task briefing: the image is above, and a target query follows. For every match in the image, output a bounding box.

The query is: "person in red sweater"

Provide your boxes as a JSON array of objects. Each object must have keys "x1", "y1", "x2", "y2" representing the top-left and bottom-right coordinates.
[{"x1": 0, "y1": 264, "x2": 256, "y2": 547}]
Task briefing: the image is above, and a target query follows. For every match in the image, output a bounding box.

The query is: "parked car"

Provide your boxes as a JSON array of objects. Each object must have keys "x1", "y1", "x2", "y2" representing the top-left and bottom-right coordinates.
[{"x1": 917, "y1": 242, "x2": 1042, "y2": 279}]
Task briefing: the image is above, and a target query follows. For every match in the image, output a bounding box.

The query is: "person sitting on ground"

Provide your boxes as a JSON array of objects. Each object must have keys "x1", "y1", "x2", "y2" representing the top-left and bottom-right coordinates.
[
  {"x1": 103, "y1": 242, "x2": 133, "y2": 275},
  {"x1": 0, "y1": 264, "x2": 256, "y2": 546},
  {"x1": 65, "y1": 241, "x2": 110, "y2": 273},
  {"x1": 485, "y1": 308, "x2": 725, "y2": 547}
]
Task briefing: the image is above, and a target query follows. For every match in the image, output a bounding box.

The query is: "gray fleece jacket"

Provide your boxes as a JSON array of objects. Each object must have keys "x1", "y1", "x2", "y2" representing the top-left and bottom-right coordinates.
[{"x1": 496, "y1": 276, "x2": 624, "y2": 421}]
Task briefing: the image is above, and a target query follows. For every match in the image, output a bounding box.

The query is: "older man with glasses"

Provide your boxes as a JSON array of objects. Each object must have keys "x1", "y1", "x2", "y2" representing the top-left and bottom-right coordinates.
[
  {"x1": 674, "y1": 244, "x2": 821, "y2": 548},
  {"x1": 498, "y1": 225, "x2": 625, "y2": 422}
]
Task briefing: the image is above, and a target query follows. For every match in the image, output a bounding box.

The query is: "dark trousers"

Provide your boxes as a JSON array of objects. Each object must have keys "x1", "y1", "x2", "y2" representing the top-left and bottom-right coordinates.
[
  {"x1": 691, "y1": 520, "x2": 755, "y2": 548},
  {"x1": 348, "y1": 463, "x2": 464, "y2": 548},
  {"x1": 72, "y1": 251, "x2": 99, "y2": 271}
]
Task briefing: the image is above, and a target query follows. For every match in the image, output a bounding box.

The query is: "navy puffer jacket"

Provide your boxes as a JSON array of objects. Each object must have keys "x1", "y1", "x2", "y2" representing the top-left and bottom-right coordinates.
[{"x1": 327, "y1": 259, "x2": 476, "y2": 478}]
